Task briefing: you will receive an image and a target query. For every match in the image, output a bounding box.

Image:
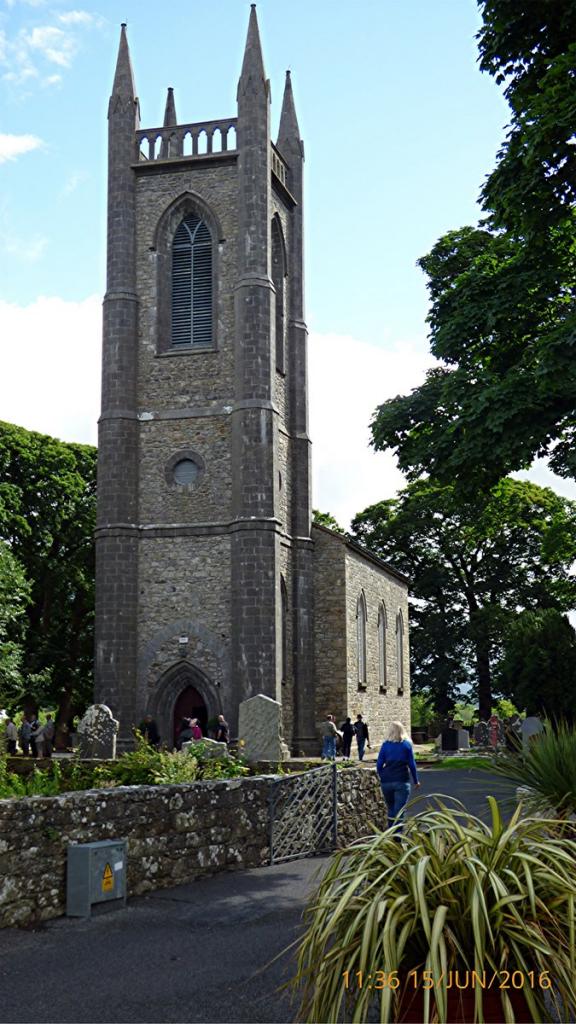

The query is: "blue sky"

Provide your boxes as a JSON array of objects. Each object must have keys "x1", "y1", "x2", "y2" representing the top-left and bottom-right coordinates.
[
  {"x1": 1, "y1": 0, "x2": 508, "y2": 334},
  {"x1": 1, "y1": 0, "x2": 568, "y2": 525}
]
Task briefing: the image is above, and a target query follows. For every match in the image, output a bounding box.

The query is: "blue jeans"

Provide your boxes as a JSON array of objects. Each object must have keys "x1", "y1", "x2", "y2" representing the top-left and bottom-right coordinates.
[
  {"x1": 322, "y1": 735, "x2": 336, "y2": 759},
  {"x1": 357, "y1": 738, "x2": 366, "y2": 761},
  {"x1": 380, "y1": 782, "x2": 411, "y2": 830}
]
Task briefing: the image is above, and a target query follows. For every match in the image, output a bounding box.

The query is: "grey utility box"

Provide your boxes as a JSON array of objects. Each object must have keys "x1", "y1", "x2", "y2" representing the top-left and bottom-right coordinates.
[{"x1": 67, "y1": 840, "x2": 127, "y2": 918}]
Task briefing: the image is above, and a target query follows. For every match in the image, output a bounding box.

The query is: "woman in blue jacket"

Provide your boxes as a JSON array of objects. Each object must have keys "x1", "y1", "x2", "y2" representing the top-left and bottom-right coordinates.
[{"x1": 376, "y1": 721, "x2": 419, "y2": 832}]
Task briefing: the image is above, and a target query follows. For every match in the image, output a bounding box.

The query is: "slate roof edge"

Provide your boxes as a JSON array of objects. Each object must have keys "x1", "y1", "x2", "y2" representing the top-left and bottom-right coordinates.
[{"x1": 311, "y1": 522, "x2": 410, "y2": 586}]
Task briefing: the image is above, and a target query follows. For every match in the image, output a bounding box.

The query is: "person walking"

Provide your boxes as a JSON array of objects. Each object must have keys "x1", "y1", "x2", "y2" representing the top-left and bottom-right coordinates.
[
  {"x1": 32, "y1": 719, "x2": 45, "y2": 758},
  {"x1": 18, "y1": 717, "x2": 31, "y2": 756},
  {"x1": 42, "y1": 714, "x2": 55, "y2": 757},
  {"x1": 376, "y1": 721, "x2": 419, "y2": 834},
  {"x1": 29, "y1": 716, "x2": 40, "y2": 758},
  {"x1": 5, "y1": 718, "x2": 18, "y2": 755},
  {"x1": 321, "y1": 715, "x2": 338, "y2": 760},
  {"x1": 215, "y1": 715, "x2": 229, "y2": 745},
  {"x1": 340, "y1": 717, "x2": 354, "y2": 759},
  {"x1": 354, "y1": 714, "x2": 370, "y2": 761}
]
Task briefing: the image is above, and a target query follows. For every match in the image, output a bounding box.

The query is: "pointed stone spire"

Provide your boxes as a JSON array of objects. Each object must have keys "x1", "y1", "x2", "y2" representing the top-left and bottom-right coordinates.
[
  {"x1": 111, "y1": 23, "x2": 137, "y2": 101},
  {"x1": 277, "y1": 71, "x2": 301, "y2": 155},
  {"x1": 237, "y1": 4, "x2": 268, "y2": 99},
  {"x1": 163, "y1": 87, "x2": 177, "y2": 127}
]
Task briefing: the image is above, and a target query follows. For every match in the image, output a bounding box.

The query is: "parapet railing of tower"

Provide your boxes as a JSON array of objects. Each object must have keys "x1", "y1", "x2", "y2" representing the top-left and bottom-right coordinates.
[
  {"x1": 136, "y1": 119, "x2": 238, "y2": 161},
  {"x1": 135, "y1": 120, "x2": 290, "y2": 189}
]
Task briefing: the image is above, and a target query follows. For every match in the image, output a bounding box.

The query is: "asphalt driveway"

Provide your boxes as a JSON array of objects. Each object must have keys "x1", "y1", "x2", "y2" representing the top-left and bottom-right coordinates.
[{"x1": 0, "y1": 769, "x2": 517, "y2": 1024}]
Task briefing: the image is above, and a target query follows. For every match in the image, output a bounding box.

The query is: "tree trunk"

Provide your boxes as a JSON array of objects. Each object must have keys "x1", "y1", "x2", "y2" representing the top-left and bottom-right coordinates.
[
  {"x1": 475, "y1": 641, "x2": 492, "y2": 720},
  {"x1": 466, "y1": 596, "x2": 493, "y2": 719}
]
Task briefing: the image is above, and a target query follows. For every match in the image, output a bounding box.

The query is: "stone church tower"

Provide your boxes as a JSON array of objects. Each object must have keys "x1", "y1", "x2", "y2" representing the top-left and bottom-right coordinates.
[
  {"x1": 95, "y1": 8, "x2": 316, "y2": 750},
  {"x1": 95, "y1": 8, "x2": 411, "y2": 751}
]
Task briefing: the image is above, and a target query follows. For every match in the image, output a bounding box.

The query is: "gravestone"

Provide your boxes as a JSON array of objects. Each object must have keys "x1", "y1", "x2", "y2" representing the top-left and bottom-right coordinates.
[
  {"x1": 238, "y1": 694, "x2": 289, "y2": 763},
  {"x1": 181, "y1": 737, "x2": 229, "y2": 760},
  {"x1": 457, "y1": 729, "x2": 470, "y2": 750},
  {"x1": 473, "y1": 721, "x2": 489, "y2": 747},
  {"x1": 522, "y1": 716, "x2": 543, "y2": 749},
  {"x1": 441, "y1": 728, "x2": 458, "y2": 752},
  {"x1": 77, "y1": 704, "x2": 119, "y2": 759}
]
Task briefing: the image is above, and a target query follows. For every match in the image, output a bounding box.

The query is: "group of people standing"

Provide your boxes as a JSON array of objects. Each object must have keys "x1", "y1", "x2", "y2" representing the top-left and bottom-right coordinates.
[
  {"x1": 321, "y1": 714, "x2": 370, "y2": 761},
  {"x1": 4, "y1": 714, "x2": 55, "y2": 758},
  {"x1": 139, "y1": 713, "x2": 230, "y2": 751},
  {"x1": 322, "y1": 713, "x2": 420, "y2": 834}
]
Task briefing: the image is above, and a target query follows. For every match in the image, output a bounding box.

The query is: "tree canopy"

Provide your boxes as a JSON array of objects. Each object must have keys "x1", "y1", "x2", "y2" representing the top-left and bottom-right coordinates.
[
  {"x1": 350, "y1": 477, "x2": 576, "y2": 717},
  {"x1": 496, "y1": 609, "x2": 576, "y2": 720},
  {"x1": 0, "y1": 540, "x2": 30, "y2": 707},
  {"x1": 371, "y1": 1, "x2": 576, "y2": 492},
  {"x1": 312, "y1": 509, "x2": 345, "y2": 534},
  {"x1": 0, "y1": 421, "x2": 96, "y2": 725}
]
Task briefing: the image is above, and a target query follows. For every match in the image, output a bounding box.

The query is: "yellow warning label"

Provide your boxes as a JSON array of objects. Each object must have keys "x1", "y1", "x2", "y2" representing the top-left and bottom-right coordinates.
[{"x1": 102, "y1": 863, "x2": 114, "y2": 894}]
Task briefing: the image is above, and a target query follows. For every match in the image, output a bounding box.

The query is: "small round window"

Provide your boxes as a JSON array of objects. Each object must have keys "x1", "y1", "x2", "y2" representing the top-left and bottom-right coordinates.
[{"x1": 173, "y1": 458, "x2": 200, "y2": 486}]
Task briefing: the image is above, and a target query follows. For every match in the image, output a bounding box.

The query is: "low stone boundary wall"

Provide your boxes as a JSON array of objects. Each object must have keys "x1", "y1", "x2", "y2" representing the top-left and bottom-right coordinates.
[{"x1": 0, "y1": 768, "x2": 386, "y2": 928}]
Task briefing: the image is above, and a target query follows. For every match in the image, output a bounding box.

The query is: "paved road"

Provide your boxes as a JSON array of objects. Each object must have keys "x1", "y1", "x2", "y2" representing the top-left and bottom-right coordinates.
[
  {"x1": 0, "y1": 770, "x2": 515, "y2": 1024},
  {"x1": 412, "y1": 765, "x2": 515, "y2": 821}
]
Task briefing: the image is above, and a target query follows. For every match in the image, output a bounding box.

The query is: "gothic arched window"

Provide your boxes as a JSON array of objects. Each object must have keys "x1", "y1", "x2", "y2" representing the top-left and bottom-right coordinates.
[
  {"x1": 281, "y1": 576, "x2": 288, "y2": 684},
  {"x1": 171, "y1": 213, "x2": 212, "y2": 346},
  {"x1": 356, "y1": 592, "x2": 367, "y2": 690},
  {"x1": 271, "y1": 216, "x2": 286, "y2": 373},
  {"x1": 378, "y1": 603, "x2": 387, "y2": 693},
  {"x1": 396, "y1": 609, "x2": 405, "y2": 693}
]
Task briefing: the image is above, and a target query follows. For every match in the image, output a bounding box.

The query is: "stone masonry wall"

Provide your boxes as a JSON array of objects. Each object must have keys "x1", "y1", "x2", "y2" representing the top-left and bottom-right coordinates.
[
  {"x1": 137, "y1": 534, "x2": 231, "y2": 695},
  {"x1": 344, "y1": 548, "x2": 411, "y2": 746},
  {"x1": 0, "y1": 769, "x2": 386, "y2": 929},
  {"x1": 312, "y1": 527, "x2": 348, "y2": 736},
  {"x1": 312, "y1": 526, "x2": 411, "y2": 751}
]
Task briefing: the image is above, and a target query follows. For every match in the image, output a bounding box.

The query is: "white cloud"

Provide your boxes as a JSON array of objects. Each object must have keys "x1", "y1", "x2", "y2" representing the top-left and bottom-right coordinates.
[
  {"x1": 309, "y1": 332, "x2": 434, "y2": 528},
  {"x1": 0, "y1": 131, "x2": 42, "y2": 162},
  {"x1": 0, "y1": 295, "x2": 101, "y2": 445},
  {"x1": 2, "y1": 232, "x2": 47, "y2": 261},
  {"x1": 0, "y1": 8, "x2": 102, "y2": 87},
  {"x1": 26, "y1": 25, "x2": 76, "y2": 67},
  {"x1": 514, "y1": 461, "x2": 576, "y2": 502},
  {"x1": 1, "y1": 300, "x2": 573, "y2": 527},
  {"x1": 57, "y1": 11, "x2": 96, "y2": 27}
]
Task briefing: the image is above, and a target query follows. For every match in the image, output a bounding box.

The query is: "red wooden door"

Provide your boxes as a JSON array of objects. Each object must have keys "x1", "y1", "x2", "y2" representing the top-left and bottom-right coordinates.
[{"x1": 173, "y1": 686, "x2": 208, "y2": 745}]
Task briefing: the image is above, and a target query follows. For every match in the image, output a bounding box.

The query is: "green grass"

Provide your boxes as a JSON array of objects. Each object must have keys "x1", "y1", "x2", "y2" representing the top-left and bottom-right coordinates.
[{"x1": 427, "y1": 754, "x2": 494, "y2": 771}]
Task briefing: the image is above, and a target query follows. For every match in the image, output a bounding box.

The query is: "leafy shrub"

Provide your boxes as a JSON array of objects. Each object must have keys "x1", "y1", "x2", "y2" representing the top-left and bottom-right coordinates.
[
  {"x1": 0, "y1": 737, "x2": 248, "y2": 798},
  {"x1": 0, "y1": 756, "x2": 62, "y2": 799},
  {"x1": 293, "y1": 798, "x2": 576, "y2": 1023},
  {"x1": 410, "y1": 691, "x2": 437, "y2": 727}
]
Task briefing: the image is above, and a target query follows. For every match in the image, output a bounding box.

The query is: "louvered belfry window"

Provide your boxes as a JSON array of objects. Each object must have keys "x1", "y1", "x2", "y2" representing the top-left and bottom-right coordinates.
[{"x1": 171, "y1": 214, "x2": 212, "y2": 346}]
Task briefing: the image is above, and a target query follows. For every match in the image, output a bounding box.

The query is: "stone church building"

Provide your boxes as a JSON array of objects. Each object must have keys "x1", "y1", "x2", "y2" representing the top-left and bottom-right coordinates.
[{"x1": 95, "y1": 8, "x2": 411, "y2": 752}]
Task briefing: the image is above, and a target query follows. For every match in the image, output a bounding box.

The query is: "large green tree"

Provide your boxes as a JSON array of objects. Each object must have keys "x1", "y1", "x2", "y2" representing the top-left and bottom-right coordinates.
[
  {"x1": 350, "y1": 478, "x2": 576, "y2": 717},
  {"x1": 0, "y1": 422, "x2": 96, "y2": 727},
  {"x1": 371, "y1": 1, "x2": 576, "y2": 492},
  {"x1": 496, "y1": 609, "x2": 576, "y2": 720},
  {"x1": 0, "y1": 540, "x2": 30, "y2": 707}
]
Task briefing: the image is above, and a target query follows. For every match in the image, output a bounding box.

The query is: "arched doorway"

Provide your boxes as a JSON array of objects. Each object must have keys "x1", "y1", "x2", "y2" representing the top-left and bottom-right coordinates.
[
  {"x1": 147, "y1": 660, "x2": 219, "y2": 750},
  {"x1": 173, "y1": 685, "x2": 208, "y2": 746}
]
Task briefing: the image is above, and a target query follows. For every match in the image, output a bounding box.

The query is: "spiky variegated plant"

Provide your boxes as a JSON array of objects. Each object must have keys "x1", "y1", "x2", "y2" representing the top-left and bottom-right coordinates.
[{"x1": 293, "y1": 799, "x2": 576, "y2": 1023}]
